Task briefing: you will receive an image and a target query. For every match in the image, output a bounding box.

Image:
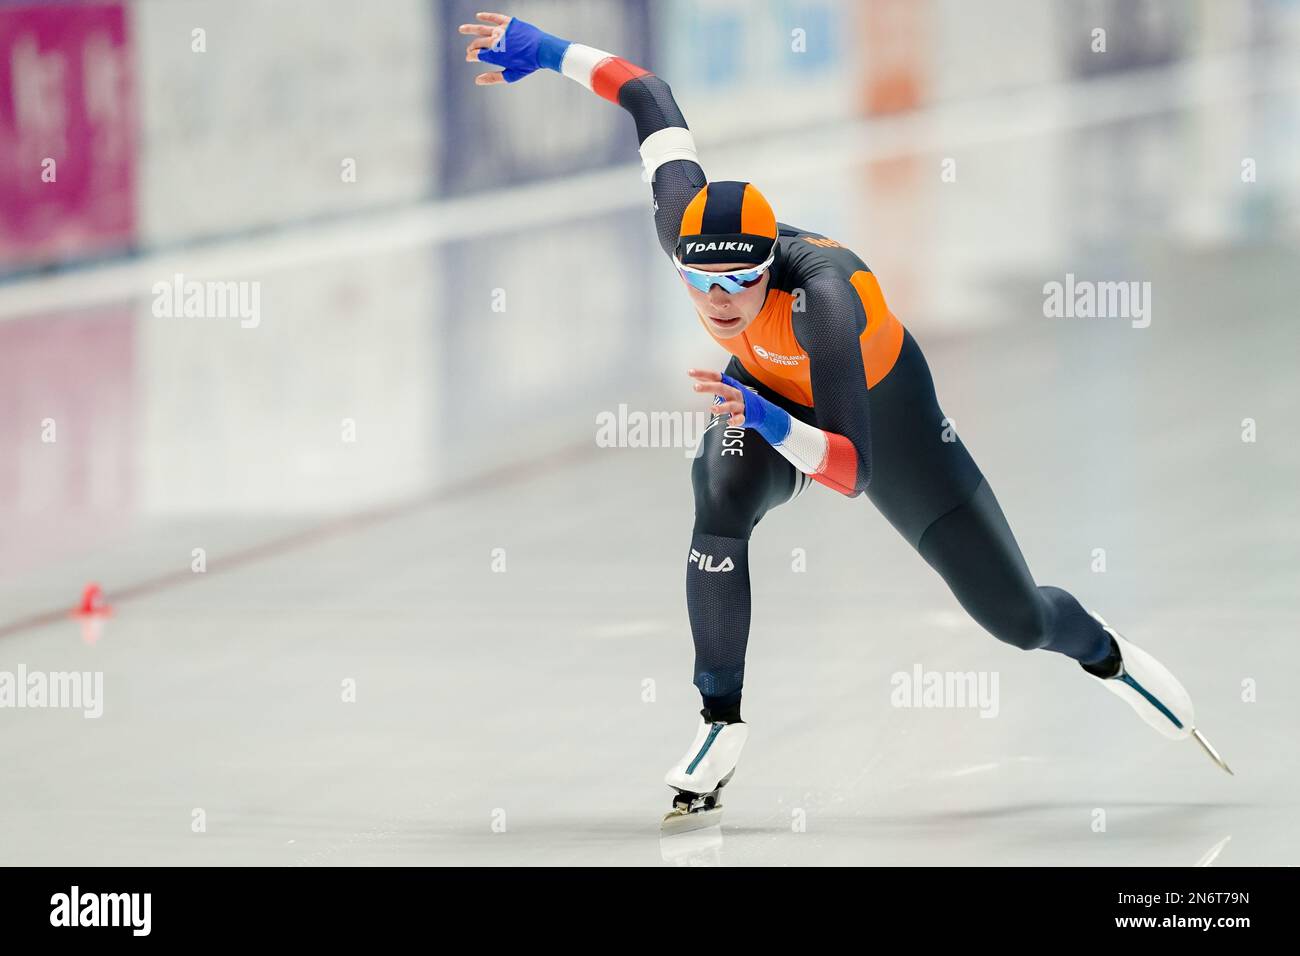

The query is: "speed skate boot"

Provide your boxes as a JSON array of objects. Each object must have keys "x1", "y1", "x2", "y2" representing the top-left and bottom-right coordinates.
[
  {"x1": 661, "y1": 713, "x2": 748, "y2": 834},
  {"x1": 1082, "y1": 612, "x2": 1232, "y2": 774}
]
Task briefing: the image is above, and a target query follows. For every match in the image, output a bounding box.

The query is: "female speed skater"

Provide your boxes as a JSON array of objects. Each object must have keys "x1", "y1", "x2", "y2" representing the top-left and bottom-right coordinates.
[{"x1": 459, "y1": 11, "x2": 1232, "y2": 831}]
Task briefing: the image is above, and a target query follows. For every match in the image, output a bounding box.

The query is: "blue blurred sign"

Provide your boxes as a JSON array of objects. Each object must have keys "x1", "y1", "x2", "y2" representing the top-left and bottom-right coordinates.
[{"x1": 438, "y1": 0, "x2": 653, "y2": 196}]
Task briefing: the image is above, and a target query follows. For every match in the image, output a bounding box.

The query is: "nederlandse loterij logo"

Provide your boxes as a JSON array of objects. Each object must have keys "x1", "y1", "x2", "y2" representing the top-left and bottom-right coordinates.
[
  {"x1": 688, "y1": 549, "x2": 734, "y2": 572},
  {"x1": 752, "y1": 344, "x2": 806, "y2": 366},
  {"x1": 684, "y1": 240, "x2": 754, "y2": 254}
]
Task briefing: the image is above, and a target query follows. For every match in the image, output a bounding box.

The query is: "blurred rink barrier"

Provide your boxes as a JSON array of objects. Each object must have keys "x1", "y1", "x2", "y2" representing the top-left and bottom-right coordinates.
[
  {"x1": 0, "y1": 0, "x2": 1297, "y2": 581},
  {"x1": 3, "y1": 0, "x2": 1296, "y2": 271}
]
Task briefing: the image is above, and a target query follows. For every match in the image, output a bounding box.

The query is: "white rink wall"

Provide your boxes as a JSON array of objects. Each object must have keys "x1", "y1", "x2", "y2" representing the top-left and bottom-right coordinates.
[
  {"x1": 134, "y1": 0, "x2": 438, "y2": 247},
  {"x1": 5, "y1": 0, "x2": 1295, "y2": 273}
]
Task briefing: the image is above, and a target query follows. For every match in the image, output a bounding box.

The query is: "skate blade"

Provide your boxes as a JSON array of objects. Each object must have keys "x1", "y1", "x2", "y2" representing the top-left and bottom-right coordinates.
[
  {"x1": 661, "y1": 806, "x2": 723, "y2": 836},
  {"x1": 1191, "y1": 727, "x2": 1233, "y2": 776}
]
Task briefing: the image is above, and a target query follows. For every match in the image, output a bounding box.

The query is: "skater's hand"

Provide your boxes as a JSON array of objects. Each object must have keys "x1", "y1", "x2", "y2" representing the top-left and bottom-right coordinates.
[
  {"x1": 690, "y1": 369, "x2": 746, "y2": 427},
  {"x1": 459, "y1": 12, "x2": 512, "y2": 85},
  {"x1": 460, "y1": 12, "x2": 565, "y2": 86}
]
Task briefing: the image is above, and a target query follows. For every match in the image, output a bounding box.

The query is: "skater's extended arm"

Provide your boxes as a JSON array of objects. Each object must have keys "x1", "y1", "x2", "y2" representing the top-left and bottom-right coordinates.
[{"x1": 460, "y1": 11, "x2": 705, "y2": 257}]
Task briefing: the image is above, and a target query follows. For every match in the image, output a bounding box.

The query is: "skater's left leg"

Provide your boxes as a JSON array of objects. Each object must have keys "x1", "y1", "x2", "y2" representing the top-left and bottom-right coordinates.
[
  {"x1": 904, "y1": 471, "x2": 1229, "y2": 766},
  {"x1": 914, "y1": 477, "x2": 1112, "y2": 664},
  {"x1": 865, "y1": 331, "x2": 1227, "y2": 768},
  {"x1": 914, "y1": 462, "x2": 1228, "y2": 766},
  {"x1": 863, "y1": 329, "x2": 1110, "y2": 664}
]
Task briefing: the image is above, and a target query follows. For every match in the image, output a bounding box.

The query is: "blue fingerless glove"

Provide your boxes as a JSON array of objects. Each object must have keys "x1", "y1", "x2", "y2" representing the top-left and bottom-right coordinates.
[
  {"x1": 719, "y1": 374, "x2": 791, "y2": 447},
  {"x1": 476, "y1": 18, "x2": 570, "y2": 82}
]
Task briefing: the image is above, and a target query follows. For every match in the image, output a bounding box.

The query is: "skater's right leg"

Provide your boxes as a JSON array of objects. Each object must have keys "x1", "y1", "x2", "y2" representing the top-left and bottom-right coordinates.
[
  {"x1": 686, "y1": 412, "x2": 799, "y2": 723},
  {"x1": 666, "y1": 414, "x2": 797, "y2": 816}
]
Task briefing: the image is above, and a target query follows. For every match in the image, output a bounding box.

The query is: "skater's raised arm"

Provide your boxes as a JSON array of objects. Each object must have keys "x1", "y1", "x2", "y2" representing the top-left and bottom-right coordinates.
[{"x1": 460, "y1": 11, "x2": 705, "y2": 257}]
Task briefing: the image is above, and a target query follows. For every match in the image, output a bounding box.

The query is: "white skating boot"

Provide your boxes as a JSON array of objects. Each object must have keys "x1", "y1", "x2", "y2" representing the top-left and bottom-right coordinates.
[
  {"x1": 661, "y1": 716, "x2": 748, "y2": 834},
  {"x1": 1082, "y1": 612, "x2": 1232, "y2": 774}
]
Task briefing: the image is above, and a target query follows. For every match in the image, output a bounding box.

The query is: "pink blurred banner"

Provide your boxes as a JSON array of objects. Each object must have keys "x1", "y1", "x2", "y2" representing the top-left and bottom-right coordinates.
[
  {"x1": 0, "y1": 304, "x2": 135, "y2": 576},
  {"x1": 0, "y1": 2, "x2": 135, "y2": 272}
]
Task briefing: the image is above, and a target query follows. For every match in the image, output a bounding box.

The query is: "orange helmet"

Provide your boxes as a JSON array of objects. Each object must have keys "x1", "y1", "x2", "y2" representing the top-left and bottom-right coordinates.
[{"x1": 676, "y1": 181, "x2": 777, "y2": 267}]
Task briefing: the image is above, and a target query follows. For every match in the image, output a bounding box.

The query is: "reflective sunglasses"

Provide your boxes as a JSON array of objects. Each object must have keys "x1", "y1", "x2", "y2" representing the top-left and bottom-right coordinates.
[{"x1": 673, "y1": 251, "x2": 775, "y2": 295}]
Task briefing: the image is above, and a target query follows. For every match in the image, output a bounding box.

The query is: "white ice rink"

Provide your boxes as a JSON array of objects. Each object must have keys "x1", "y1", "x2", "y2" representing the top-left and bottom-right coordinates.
[{"x1": 0, "y1": 55, "x2": 1297, "y2": 866}]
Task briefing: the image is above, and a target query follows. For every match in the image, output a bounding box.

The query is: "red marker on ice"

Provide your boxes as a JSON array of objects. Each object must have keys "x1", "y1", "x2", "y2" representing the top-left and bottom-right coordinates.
[{"x1": 72, "y1": 583, "x2": 113, "y2": 619}]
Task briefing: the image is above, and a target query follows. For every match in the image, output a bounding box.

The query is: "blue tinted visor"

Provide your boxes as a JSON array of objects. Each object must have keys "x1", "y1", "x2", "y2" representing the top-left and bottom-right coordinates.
[{"x1": 673, "y1": 252, "x2": 774, "y2": 295}]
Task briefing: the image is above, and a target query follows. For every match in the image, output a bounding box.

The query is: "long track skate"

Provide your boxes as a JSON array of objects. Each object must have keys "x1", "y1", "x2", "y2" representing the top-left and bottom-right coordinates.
[{"x1": 661, "y1": 770, "x2": 734, "y2": 835}]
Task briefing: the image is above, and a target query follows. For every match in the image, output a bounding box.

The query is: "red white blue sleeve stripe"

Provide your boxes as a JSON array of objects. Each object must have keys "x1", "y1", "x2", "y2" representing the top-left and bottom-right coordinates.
[
  {"x1": 719, "y1": 375, "x2": 862, "y2": 496},
  {"x1": 485, "y1": 19, "x2": 649, "y2": 104},
  {"x1": 554, "y1": 43, "x2": 701, "y2": 178},
  {"x1": 483, "y1": 20, "x2": 702, "y2": 216}
]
